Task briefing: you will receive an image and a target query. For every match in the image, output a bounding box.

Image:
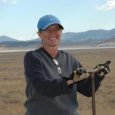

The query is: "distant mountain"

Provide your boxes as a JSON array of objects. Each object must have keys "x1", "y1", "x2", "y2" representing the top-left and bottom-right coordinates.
[
  {"x1": 0, "y1": 36, "x2": 17, "y2": 43},
  {"x1": 0, "y1": 37, "x2": 41, "y2": 49},
  {"x1": 61, "y1": 28, "x2": 115, "y2": 43},
  {"x1": 0, "y1": 28, "x2": 115, "y2": 49}
]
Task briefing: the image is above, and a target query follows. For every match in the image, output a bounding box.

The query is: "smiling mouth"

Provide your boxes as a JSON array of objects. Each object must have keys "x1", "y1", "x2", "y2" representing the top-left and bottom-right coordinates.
[
  {"x1": 50, "y1": 37, "x2": 57, "y2": 40},
  {"x1": 51, "y1": 37, "x2": 56, "y2": 39}
]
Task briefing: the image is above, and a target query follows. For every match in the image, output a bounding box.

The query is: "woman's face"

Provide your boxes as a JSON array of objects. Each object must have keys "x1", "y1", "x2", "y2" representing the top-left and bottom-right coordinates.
[{"x1": 38, "y1": 24, "x2": 62, "y2": 48}]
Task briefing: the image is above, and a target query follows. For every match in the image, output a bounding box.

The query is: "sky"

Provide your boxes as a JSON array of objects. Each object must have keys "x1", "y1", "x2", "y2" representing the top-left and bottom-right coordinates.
[{"x1": 0, "y1": 0, "x2": 115, "y2": 41}]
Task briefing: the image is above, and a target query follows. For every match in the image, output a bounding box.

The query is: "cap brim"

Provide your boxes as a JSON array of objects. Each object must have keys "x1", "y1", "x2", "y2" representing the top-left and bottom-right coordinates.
[{"x1": 42, "y1": 22, "x2": 64, "y2": 30}]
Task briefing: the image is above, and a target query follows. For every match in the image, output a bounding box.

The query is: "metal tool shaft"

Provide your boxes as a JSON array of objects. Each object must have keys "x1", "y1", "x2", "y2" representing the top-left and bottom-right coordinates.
[{"x1": 91, "y1": 73, "x2": 96, "y2": 115}]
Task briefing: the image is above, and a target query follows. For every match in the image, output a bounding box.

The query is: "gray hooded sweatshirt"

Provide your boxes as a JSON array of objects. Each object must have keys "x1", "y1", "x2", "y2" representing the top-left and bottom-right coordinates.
[{"x1": 24, "y1": 47, "x2": 102, "y2": 115}]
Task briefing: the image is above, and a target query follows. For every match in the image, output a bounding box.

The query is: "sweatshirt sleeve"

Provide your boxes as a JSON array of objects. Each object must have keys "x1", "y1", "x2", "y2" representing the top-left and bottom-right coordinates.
[
  {"x1": 72, "y1": 56, "x2": 104, "y2": 97},
  {"x1": 24, "y1": 51, "x2": 72, "y2": 97},
  {"x1": 77, "y1": 74, "x2": 105, "y2": 97}
]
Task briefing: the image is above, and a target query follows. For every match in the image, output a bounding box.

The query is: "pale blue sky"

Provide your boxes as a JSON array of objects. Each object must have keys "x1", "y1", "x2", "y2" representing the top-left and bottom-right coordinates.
[{"x1": 0, "y1": 0, "x2": 115, "y2": 40}]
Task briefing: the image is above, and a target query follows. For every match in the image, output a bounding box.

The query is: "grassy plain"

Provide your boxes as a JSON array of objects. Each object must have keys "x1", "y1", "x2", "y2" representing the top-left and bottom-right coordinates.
[{"x1": 0, "y1": 48, "x2": 115, "y2": 115}]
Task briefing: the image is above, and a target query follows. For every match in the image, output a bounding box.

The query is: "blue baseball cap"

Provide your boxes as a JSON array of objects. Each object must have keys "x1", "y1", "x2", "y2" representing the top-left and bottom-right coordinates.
[{"x1": 37, "y1": 15, "x2": 64, "y2": 31}]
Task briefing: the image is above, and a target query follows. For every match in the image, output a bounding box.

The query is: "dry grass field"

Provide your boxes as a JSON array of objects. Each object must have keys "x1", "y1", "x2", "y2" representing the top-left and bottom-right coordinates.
[{"x1": 0, "y1": 48, "x2": 115, "y2": 115}]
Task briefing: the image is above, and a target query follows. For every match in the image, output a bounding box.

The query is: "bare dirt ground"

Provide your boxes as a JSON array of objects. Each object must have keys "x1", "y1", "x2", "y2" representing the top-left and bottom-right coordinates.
[{"x1": 0, "y1": 48, "x2": 115, "y2": 115}]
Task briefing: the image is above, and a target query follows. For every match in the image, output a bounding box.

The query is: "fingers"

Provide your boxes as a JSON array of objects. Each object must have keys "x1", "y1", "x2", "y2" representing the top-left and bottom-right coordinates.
[
  {"x1": 72, "y1": 68, "x2": 88, "y2": 83},
  {"x1": 76, "y1": 68, "x2": 86, "y2": 76},
  {"x1": 95, "y1": 64, "x2": 110, "y2": 77}
]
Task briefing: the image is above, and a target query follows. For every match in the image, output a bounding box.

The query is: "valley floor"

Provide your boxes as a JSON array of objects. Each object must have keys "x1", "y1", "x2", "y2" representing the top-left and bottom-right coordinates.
[{"x1": 0, "y1": 48, "x2": 115, "y2": 115}]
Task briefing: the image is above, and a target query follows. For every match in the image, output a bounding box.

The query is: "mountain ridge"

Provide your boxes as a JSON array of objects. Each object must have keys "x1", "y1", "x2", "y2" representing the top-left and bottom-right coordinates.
[
  {"x1": 0, "y1": 36, "x2": 18, "y2": 42},
  {"x1": 0, "y1": 28, "x2": 115, "y2": 48}
]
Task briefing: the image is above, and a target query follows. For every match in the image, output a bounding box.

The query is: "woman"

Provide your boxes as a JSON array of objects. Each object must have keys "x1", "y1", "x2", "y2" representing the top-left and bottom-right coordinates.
[{"x1": 24, "y1": 15, "x2": 109, "y2": 115}]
